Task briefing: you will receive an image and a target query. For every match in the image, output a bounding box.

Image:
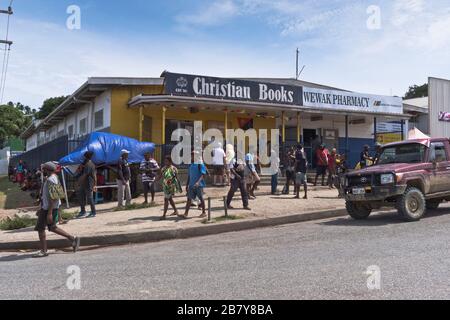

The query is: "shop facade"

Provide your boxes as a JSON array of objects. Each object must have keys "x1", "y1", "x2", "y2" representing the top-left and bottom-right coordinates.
[{"x1": 20, "y1": 72, "x2": 407, "y2": 170}]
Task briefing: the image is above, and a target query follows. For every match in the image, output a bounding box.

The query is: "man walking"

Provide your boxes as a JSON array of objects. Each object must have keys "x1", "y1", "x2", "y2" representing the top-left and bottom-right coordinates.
[
  {"x1": 282, "y1": 147, "x2": 296, "y2": 195},
  {"x1": 314, "y1": 144, "x2": 329, "y2": 186},
  {"x1": 34, "y1": 162, "x2": 80, "y2": 258},
  {"x1": 294, "y1": 144, "x2": 308, "y2": 199},
  {"x1": 75, "y1": 151, "x2": 97, "y2": 218},
  {"x1": 117, "y1": 149, "x2": 132, "y2": 208},
  {"x1": 245, "y1": 150, "x2": 260, "y2": 199},
  {"x1": 140, "y1": 151, "x2": 160, "y2": 205},
  {"x1": 226, "y1": 158, "x2": 251, "y2": 210},
  {"x1": 181, "y1": 151, "x2": 207, "y2": 219}
]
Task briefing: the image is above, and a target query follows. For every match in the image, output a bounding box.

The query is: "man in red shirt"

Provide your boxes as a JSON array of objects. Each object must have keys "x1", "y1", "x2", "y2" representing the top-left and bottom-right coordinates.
[{"x1": 314, "y1": 144, "x2": 329, "y2": 186}]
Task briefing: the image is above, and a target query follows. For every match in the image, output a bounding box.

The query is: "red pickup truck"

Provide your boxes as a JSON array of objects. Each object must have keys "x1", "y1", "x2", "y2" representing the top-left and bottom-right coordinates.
[{"x1": 344, "y1": 138, "x2": 450, "y2": 222}]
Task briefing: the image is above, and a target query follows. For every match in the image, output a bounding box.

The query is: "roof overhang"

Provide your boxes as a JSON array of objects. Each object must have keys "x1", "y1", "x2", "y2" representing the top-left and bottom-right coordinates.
[
  {"x1": 128, "y1": 94, "x2": 411, "y2": 120},
  {"x1": 21, "y1": 77, "x2": 164, "y2": 139}
]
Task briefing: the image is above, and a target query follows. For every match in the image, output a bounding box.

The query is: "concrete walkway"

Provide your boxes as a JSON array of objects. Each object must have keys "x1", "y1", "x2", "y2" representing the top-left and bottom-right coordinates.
[{"x1": 0, "y1": 185, "x2": 347, "y2": 251}]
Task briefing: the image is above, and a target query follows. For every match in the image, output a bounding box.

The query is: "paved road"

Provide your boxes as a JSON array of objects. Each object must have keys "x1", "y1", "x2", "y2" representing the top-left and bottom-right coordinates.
[{"x1": 1, "y1": 207, "x2": 450, "y2": 300}]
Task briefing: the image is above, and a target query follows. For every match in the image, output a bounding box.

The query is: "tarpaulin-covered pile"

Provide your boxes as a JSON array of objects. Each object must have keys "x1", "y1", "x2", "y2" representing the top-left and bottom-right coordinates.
[{"x1": 59, "y1": 132, "x2": 155, "y2": 166}]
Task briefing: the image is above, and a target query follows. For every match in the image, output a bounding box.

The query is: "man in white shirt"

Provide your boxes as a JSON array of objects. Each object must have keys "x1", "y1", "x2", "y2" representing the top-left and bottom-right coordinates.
[{"x1": 212, "y1": 142, "x2": 226, "y2": 186}]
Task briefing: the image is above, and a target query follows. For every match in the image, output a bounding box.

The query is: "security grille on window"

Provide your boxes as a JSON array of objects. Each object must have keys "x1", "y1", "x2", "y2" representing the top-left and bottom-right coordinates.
[
  {"x1": 79, "y1": 118, "x2": 87, "y2": 135},
  {"x1": 94, "y1": 109, "x2": 104, "y2": 129}
]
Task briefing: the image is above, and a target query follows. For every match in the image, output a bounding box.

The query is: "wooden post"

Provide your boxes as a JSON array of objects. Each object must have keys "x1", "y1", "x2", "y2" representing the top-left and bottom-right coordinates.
[
  {"x1": 208, "y1": 197, "x2": 211, "y2": 222},
  {"x1": 297, "y1": 112, "x2": 301, "y2": 143},
  {"x1": 139, "y1": 106, "x2": 143, "y2": 142},
  {"x1": 223, "y1": 196, "x2": 228, "y2": 218},
  {"x1": 281, "y1": 111, "x2": 286, "y2": 144},
  {"x1": 224, "y1": 109, "x2": 228, "y2": 145}
]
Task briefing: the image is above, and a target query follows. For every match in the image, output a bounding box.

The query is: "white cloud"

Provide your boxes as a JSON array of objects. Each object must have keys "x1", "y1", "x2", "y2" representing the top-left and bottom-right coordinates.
[{"x1": 176, "y1": 0, "x2": 240, "y2": 27}]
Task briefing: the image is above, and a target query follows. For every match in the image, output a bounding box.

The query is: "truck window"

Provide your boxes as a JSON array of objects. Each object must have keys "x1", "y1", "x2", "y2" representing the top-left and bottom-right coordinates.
[
  {"x1": 378, "y1": 143, "x2": 426, "y2": 164},
  {"x1": 430, "y1": 143, "x2": 447, "y2": 163}
]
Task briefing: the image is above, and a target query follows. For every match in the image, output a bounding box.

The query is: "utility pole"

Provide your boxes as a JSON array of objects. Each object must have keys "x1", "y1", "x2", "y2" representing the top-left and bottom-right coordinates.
[
  {"x1": 295, "y1": 48, "x2": 305, "y2": 80},
  {"x1": 0, "y1": 4, "x2": 13, "y2": 45},
  {"x1": 0, "y1": 3, "x2": 13, "y2": 104}
]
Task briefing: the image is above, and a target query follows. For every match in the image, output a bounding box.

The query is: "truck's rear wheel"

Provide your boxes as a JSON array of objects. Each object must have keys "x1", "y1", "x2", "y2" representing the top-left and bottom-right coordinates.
[
  {"x1": 346, "y1": 201, "x2": 372, "y2": 220},
  {"x1": 426, "y1": 200, "x2": 441, "y2": 210},
  {"x1": 397, "y1": 187, "x2": 426, "y2": 222}
]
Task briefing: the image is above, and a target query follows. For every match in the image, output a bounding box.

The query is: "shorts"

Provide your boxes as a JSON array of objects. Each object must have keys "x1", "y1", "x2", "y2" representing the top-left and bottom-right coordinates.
[
  {"x1": 34, "y1": 209, "x2": 59, "y2": 232},
  {"x1": 295, "y1": 172, "x2": 307, "y2": 185},
  {"x1": 213, "y1": 165, "x2": 224, "y2": 176},
  {"x1": 143, "y1": 181, "x2": 155, "y2": 194},
  {"x1": 316, "y1": 165, "x2": 327, "y2": 175},
  {"x1": 164, "y1": 190, "x2": 175, "y2": 199},
  {"x1": 188, "y1": 186, "x2": 204, "y2": 201}
]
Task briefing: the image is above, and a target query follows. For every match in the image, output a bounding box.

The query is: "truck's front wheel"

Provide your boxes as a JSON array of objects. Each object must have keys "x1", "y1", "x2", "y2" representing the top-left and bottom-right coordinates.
[
  {"x1": 397, "y1": 187, "x2": 426, "y2": 222},
  {"x1": 346, "y1": 201, "x2": 372, "y2": 220}
]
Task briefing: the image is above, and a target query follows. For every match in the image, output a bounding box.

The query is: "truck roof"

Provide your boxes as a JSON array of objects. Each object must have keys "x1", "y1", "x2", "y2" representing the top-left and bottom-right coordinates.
[{"x1": 383, "y1": 138, "x2": 449, "y2": 148}]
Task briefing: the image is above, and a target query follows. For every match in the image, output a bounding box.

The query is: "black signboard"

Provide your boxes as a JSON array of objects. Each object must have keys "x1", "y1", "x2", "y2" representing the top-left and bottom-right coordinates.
[{"x1": 163, "y1": 72, "x2": 303, "y2": 106}]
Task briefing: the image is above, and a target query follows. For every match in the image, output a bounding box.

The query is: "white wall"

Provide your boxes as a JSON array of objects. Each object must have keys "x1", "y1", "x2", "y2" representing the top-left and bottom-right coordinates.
[{"x1": 27, "y1": 89, "x2": 113, "y2": 147}]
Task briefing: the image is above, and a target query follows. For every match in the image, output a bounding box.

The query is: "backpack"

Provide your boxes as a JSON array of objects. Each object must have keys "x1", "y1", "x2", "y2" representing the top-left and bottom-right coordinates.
[{"x1": 48, "y1": 179, "x2": 65, "y2": 200}]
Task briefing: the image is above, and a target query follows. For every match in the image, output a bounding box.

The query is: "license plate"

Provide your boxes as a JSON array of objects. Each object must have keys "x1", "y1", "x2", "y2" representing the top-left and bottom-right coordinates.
[{"x1": 352, "y1": 187, "x2": 366, "y2": 195}]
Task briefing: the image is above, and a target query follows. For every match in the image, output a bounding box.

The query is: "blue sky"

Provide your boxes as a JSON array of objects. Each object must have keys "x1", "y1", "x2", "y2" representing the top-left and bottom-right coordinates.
[{"x1": 1, "y1": 0, "x2": 450, "y2": 108}]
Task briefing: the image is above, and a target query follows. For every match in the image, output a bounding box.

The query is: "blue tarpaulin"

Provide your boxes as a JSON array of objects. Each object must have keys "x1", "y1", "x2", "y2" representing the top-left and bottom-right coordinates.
[{"x1": 59, "y1": 132, "x2": 155, "y2": 166}]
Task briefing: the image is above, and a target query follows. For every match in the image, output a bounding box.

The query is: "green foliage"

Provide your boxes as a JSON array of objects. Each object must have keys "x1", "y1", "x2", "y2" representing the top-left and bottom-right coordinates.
[
  {"x1": 0, "y1": 215, "x2": 37, "y2": 231},
  {"x1": 0, "y1": 103, "x2": 34, "y2": 149},
  {"x1": 404, "y1": 84, "x2": 428, "y2": 99},
  {"x1": 36, "y1": 96, "x2": 69, "y2": 120}
]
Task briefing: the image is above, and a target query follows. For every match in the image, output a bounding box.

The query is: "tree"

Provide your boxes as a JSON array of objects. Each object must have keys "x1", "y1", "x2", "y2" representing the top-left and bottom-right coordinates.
[
  {"x1": 36, "y1": 96, "x2": 69, "y2": 120},
  {"x1": 0, "y1": 103, "x2": 33, "y2": 149},
  {"x1": 404, "y1": 84, "x2": 428, "y2": 99}
]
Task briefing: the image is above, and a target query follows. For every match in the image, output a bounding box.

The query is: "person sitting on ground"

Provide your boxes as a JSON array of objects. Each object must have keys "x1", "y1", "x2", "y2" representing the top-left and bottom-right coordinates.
[
  {"x1": 226, "y1": 157, "x2": 251, "y2": 210},
  {"x1": 33, "y1": 162, "x2": 80, "y2": 258},
  {"x1": 314, "y1": 144, "x2": 329, "y2": 187},
  {"x1": 181, "y1": 151, "x2": 207, "y2": 219},
  {"x1": 75, "y1": 151, "x2": 97, "y2": 218},
  {"x1": 157, "y1": 155, "x2": 181, "y2": 220},
  {"x1": 294, "y1": 144, "x2": 308, "y2": 199},
  {"x1": 140, "y1": 151, "x2": 160, "y2": 205}
]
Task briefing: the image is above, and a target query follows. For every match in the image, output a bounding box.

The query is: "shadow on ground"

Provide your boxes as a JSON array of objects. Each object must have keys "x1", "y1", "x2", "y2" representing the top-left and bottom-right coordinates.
[{"x1": 320, "y1": 208, "x2": 450, "y2": 227}]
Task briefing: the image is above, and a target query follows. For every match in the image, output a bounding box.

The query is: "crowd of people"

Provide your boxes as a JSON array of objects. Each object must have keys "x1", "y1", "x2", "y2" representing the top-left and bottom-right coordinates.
[{"x1": 14, "y1": 141, "x2": 384, "y2": 258}]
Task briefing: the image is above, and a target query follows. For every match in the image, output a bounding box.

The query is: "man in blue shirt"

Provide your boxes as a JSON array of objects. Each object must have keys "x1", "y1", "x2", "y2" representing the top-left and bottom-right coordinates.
[{"x1": 181, "y1": 151, "x2": 207, "y2": 219}]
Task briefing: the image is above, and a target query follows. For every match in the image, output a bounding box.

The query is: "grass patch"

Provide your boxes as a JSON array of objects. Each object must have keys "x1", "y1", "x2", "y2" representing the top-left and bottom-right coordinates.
[
  {"x1": 202, "y1": 215, "x2": 244, "y2": 224},
  {"x1": 0, "y1": 215, "x2": 37, "y2": 231},
  {"x1": 0, "y1": 176, "x2": 36, "y2": 210},
  {"x1": 113, "y1": 202, "x2": 159, "y2": 212},
  {"x1": 60, "y1": 209, "x2": 78, "y2": 221}
]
